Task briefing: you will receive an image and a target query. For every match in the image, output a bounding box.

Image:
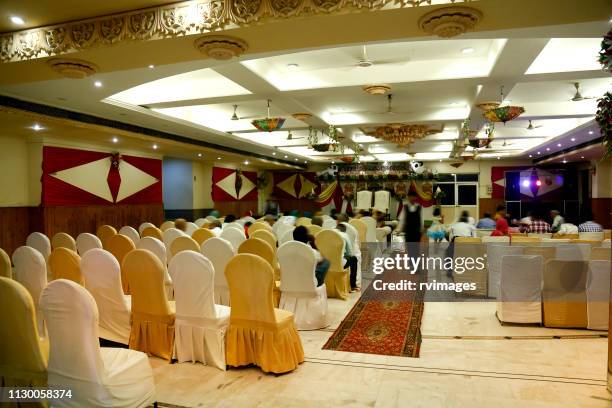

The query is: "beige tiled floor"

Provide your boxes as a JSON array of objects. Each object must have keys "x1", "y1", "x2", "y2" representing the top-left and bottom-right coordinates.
[{"x1": 150, "y1": 295, "x2": 611, "y2": 407}]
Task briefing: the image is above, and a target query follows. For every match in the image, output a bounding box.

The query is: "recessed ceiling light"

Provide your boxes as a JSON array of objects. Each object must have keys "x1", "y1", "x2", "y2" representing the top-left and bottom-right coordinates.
[
  {"x1": 244, "y1": 160, "x2": 249, "y2": 165},
  {"x1": 30, "y1": 124, "x2": 43, "y2": 131},
  {"x1": 557, "y1": 143, "x2": 562, "y2": 147},
  {"x1": 537, "y1": 151, "x2": 541, "y2": 155},
  {"x1": 581, "y1": 156, "x2": 585, "y2": 159},
  {"x1": 331, "y1": 161, "x2": 335, "y2": 164},
  {"x1": 197, "y1": 153, "x2": 202, "y2": 157},
  {"x1": 294, "y1": 158, "x2": 298, "y2": 161},
  {"x1": 94, "y1": 81, "x2": 102, "y2": 88},
  {"x1": 438, "y1": 159, "x2": 442, "y2": 162},
  {"x1": 588, "y1": 130, "x2": 594, "y2": 135},
  {"x1": 112, "y1": 137, "x2": 118, "y2": 143},
  {"x1": 272, "y1": 152, "x2": 276, "y2": 156},
  {"x1": 528, "y1": 155, "x2": 532, "y2": 158},
  {"x1": 546, "y1": 147, "x2": 550, "y2": 151},
  {"x1": 502, "y1": 99, "x2": 512, "y2": 104},
  {"x1": 461, "y1": 47, "x2": 475, "y2": 54},
  {"x1": 217, "y1": 157, "x2": 221, "y2": 160},
  {"x1": 571, "y1": 138, "x2": 576, "y2": 142},
  {"x1": 152, "y1": 144, "x2": 158, "y2": 150},
  {"x1": 284, "y1": 155, "x2": 288, "y2": 158},
  {"x1": 304, "y1": 160, "x2": 307, "y2": 163},
  {"x1": 148, "y1": 64, "x2": 155, "y2": 69},
  {"x1": 497, "y1": 156, "x2": 500, "y2": 160},
  {"x1": 10, "y1": 16, "x2": 25, "y2": 25},
  {"x1": 287, "y1": 63, "x2": 299, "y2": 70},
  {"x1": 562, "y1": 159, "x2": 567, "y2": 163}
]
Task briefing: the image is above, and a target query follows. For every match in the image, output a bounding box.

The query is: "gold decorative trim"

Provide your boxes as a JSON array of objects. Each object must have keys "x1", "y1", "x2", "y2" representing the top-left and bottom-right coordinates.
[
  {"x1": 362, "y1": 84, "x2": 391, "y2": 95},
  {"x1": 475, "y1": 101, "x2": 500, "y2": 111},
  {"x1": 194, "y1": 35, "x2": 248, "y2": 60},
  {"x1": 360, "y1": 123, "x2": 444, "y2": 147},
  {"x1": 418, "y1": 6, "x2": 482, "y2": 38},
  {"x1": 291, "y1": 112, "x2": 313, "y2": 121},
  {"x1": 0, "y1": 0, "x2": 477, "y2": 63},
  {"x1": 47, "y1": 58, "x2": 99, "y2": 78}
]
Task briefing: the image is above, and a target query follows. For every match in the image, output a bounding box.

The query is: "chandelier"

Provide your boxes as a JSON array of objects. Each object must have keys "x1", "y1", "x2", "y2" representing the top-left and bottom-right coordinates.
[
  {"x1": 478, "y1": 86, "x2": 525, "y2": 124},
  {"x1": 251, "y1": 99, "x2": 286, "y2": 132},
  {"x1": 359, "y1": 124, "x2": 443, "y2": 147}
]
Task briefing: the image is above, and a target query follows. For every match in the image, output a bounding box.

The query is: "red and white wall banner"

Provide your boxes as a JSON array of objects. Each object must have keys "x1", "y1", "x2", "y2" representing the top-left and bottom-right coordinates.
[
  {"x1": 273, "y1": 172, "x2": 318, "y2": 199},
  {"x1": 42, "y1": 146, "x2": 162, "y2": 206},
  {"x1": 212, "y1": 166, "x2": 258, "y2": 201}
]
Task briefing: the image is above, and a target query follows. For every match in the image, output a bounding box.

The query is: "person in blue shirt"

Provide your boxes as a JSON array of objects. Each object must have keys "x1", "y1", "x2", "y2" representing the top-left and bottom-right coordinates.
[{"x1": 476, "y1": 212, "x2": 496, "y2": 229}]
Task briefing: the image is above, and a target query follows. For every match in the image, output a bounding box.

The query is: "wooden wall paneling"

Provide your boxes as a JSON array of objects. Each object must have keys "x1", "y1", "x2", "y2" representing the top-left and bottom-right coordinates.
[
  {"x1": 213, "y1": 201, "x2": 258, "y2": 218},
  {"x1": 591, "y1": 198, "x2": 612, "y2": 229},
  {"x1": 478, "y1": 198, "x2": 505, "y2": 218},
  {"x1": 277, "y1": 199, "x2": 319, "y2": 215},
  {"x1": 0, "y1": 207, "x2": 32, "y2": 257}
]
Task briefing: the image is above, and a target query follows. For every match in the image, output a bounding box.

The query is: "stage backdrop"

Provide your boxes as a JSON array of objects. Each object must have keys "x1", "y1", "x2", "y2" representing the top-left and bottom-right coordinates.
[
  {"x1": 211, "y1": 166, "x2": 258, "y2": 201},
  {"x1": 42, "y1": 146, "x2": 162, "y2": 206}
]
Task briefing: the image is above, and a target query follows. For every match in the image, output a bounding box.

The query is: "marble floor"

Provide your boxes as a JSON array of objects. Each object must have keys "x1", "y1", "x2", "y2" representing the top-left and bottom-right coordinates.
[{"x1": 150, "y1": 293, "x2": 611, "y2": 407}]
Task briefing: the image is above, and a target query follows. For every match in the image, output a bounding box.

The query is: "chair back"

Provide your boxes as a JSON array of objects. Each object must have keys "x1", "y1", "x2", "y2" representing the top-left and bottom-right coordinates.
[
  {"x1": 163, "y1": 228, "x2": 186, "y2": 250},
  {"x1": 275, "y1": 222, "x2": 295, "y2": 240},
  {"x1": 500, "y1": 255, "x2": 543, "y2": 302},
  {"x1": 81, "y1": 249, "x2": 130, "y2": 339},
  {"x1": 306, "y1": 224, "x2": 322, "y2": 236},
  {"x1": 170, "y1": 236, "x2": 200, "y2": 257},
  {"x1": 192, "y1": 228, "x2": 215, "y2": 245},
  {"x1": 201, "y1": 237, "x2": 235, "y2": 289},
  {"x1": 49, "y1": 248, "x2": 82, "y2": 284},
  {"x1": 542, "y1": 260, "x2": 588, "y2": 328},
  {"x1": 279, "y1": 229, "x2": 296, "y2": 246},
  {"x1": 590, "y1": 247, "x2": 611, "y2": 261},
  {"x1": 160, "y1": 220, "x2": 175, "y2": 231},
  {"x1": 141, "y1": 226, "x2": 163, "y2": 240},
  {"x1": 278, "y1": 241, "x2": 317, "y2": 294},
  {"x1": 124, "y1": 249, "x2": 172, "y2": 317},
  {"x1": 0, "y1": 248, "x2": 10, "y2": 278},
  {"x1": 238, "y1": 238, "x2": 275, "y2": 267},
  {"x1": 137, "y1": 237, "x2": 167, "y2": 265},
  {"x1": 12, "y1": 246, "x2": 47, "y2": 312},
  {"x1": 322, "y1": 219, "x2": 337, "y2": 230},
  {"x1": 26, "y1": 232, "x2": 51, "y2": 261},
  {"x1": 356, "y1": 190, "x2": 372, "y2": 210},
  {"x1": 524, "y1": 246, "x2": 556, "y2": 263},
  {"x1": 349, "y1": 219, "x2": 367, "y2": 243},
  {"x1": 118, "y1": 226, "x2": 140, "y2": 245},
  {"x1": 579, "y1": 231, "x2": 605, "y2": 241},
  {"x1": 374, "y1": 190, "x2": 390, "y2": 213},
  {"x1": 361, "y1": 216, "x2": 378, "y2": 242},
  {"x1": 602, "y1": 239, "x2": 611, "y2": 248},
  {"x1": 219, "y1": 227, "x2": 247, "y2": 250},
  {"x1": 51, "y1": 232, "x2": 77, "y2": 251},
  {"x1": 481, "y1": 236, "x2": 510, "y2": 243},
  {"x1": 586, "y1": 260, "x2": 611, "y2": 330},
  {"x1": 486, "y1": 244, "x2": 524, "y2": 298},
  {"x1": 314, "y1": 230, "x2": 345, "y2": 272},
  {"x1": 138, "y1": 222, "x2": 156, "y2": 235},
  {"x1": 169, "y1": 251, "x2": 216, "y2": 319},
  {"x1": 184, "y1": 222, "x2": 199, "y2": 236},
  {"x1": 96, "y1": 225, "x2": 117, "y2": 246},
  {"x1": 76, "y1": 233, "x2": 103, "y2": 255},
  {"x1": 342, "y1": 222, "x2": 360, "y2": 253},
  {"x1": 248, "y1": 222, "x2": 272, "y2": 236},
  {"x1": 251, "y1": 229, "x2": 277, "y2": 249},
  {"x1": 224, "y1": 222, "x2": 244, "y2": 233},
  {"x1": 225, "y1": 254, "x2": 275, "y2": 323},
  {"x1": 0, "y1": 277, "x2": 47, "y2": 384},
  {"x1": 194, "y1": 218, "x2": 207, "y2": 228},
  {"x1": 295, "y1": 217, "x2": 312, "y2": 227},
  {"x1": 527, "y1": 233, "x2": 551, "y2": 239},
  {"x1": 105, "y1": 234, "x2": 136, "y2": 292},
  {"x1": 40, "y1": 279, "x2": 104, "y2": 384},
  {"x1": 454, "y1": 236, "x2": 481, "y2": 243},
  {"x1": 511, "y1": 236, "x2": 541, "y2": 245},
  {"x1": 277, "y1": 215, "x2": 296, "y2": 226},
  {"x1": 555, "y1": 243, "x2": 591, "y2": 261}
]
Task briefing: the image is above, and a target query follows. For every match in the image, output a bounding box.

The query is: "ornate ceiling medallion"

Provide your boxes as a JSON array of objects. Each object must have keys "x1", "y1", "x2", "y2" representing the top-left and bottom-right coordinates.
[
  {"x1": 292, "y1": 113, "x2": 312, "y2": 121},
  {"x1": 418, "y1": 6, "x2": 483, "y2": 38},
  {"x1": 362, "y1": 84, "x2": 391, "y2": 95},
  {"x1": 47, "y1": 58, "x2": 99, "y2": 78},
  {"x1": 360, "y1": 123, "x2": 444, "y2": 147},
  {"x1": 194, "y1": 35, "x2": 248, "y2": 60}
]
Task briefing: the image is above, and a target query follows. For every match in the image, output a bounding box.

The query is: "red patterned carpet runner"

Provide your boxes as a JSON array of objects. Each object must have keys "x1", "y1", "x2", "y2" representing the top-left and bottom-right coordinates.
[{"x1": 322, "y1": 266, "x2": 427, "y2": 358}]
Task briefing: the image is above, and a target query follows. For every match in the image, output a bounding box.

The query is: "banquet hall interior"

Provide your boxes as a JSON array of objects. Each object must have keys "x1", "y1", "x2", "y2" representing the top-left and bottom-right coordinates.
[{"x1": 1, "y1": 0, "x2": 612, "y2": 406}]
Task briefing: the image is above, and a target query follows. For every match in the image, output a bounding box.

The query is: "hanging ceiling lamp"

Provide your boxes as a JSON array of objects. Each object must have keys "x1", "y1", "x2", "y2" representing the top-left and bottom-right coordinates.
[
  {"x1": 251, "y1": 99, "x2": 286, "y2": 132},
  {"x1": 482, "y1": 86, "x2": 525, "y2": 123}
]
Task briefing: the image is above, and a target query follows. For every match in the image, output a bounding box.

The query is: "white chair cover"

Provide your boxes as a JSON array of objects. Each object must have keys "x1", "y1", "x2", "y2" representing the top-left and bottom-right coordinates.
[
  {"x1": 162, "y1": 228, "x2": 187, "y2": 257},
  {"x1": 279, "y1": 229, "x2": 296, "y2": 246},
  {"x1": 200, "y1": 237, "x2": 235, "y2": 306},
  {"x1": 12, "y1": 246, "x2": 47, "y2": 337},
  {"x1": 277, "y1": 215, "x2": 296, "y2": 226},
  {"x1": 219, "y1": 227, "x2": 246, "y2": 251},
  {"x1": 556, "y1": 243, "x2": 591, "y2": 261},
  {"x1": 579, "y1": 232, "x2": 605, "y2": 241},
  {"x1": 223, "y1": 222, "x2": 244, "y2": 232},
  {"x1": 486, "y1": 244, "x2": 524, "y2": 298},
  {"x1": 138, "y1": 222, "x2": 156, "y2": 235},
  {"x1": 81, "y1": 249, "x2": 131, "y2": 345},
  {"x1": 275, "y1": 222, "x2": 295, "y2": 240},
  {"x1": 586, "y1": 260, "x2": 610, "y2": 330},
  {"x1": 496, "y1": 255, "x2": 543, "y2": 324},
  {"x1": 194, "y1": 218, "x2": 208, "y2": 228},
  {"x1": 118, "y1": 226, "x2": 140, "y2": 246},
  {"x1": 601, "y1": 239, "x2": 611, "y2": 248},
  {"x1": 541, "y1": 239, "x2": 571, "y2": 246},
  {"x1": 322, "y1": 219, "x2": 337, "y2": 229},
  {"x1": 185, "y1": 222, "x2": 199, "y2": 236},
  {"x1": 278, "y1": 242, "x2": 328, "y2": 330},
  {"x1": 137, "y1": 237, "x2": 173, "y2": 300},
  {"x1": 76, "y1": 233, "x2": 103, "y2": 255},
  {"x1": 169, "y1": 251, "x2": 230, "y2": 369},
  {"x1": 361, "y1": 216, "x2": 378, "y2": 243},
  {"x1": 356, "y1": 190, "x2": 372, "y2": 211},
  {"x1": 481, "y1": 236, "x2": 510, "y2": 243},
  {"x1": 374, "y1": 190, "x2": 390, "y2": 213},
  {"x1": 321, "y1": 215, "x2": 332, "y2": 222},
  {"x1": 341, "y1": 222, "x2": 362, "y2": 283},
  {"x1": 26, "y1": 232, "x2": 51, "y2": 261},
  {"x1": 40, "y1": 279, "x2": 156, "y2": 407}
]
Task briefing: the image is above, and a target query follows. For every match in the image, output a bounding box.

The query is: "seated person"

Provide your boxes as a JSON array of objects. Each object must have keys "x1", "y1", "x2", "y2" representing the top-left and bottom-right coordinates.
[
  {"x1": 263, "y1": 214, "x2": 276, "y2": 227},
  {"x1": 475, "y1": 212, "x2": 496, "y2": 229},
  {"x1": 556, "y1": 216, "x2": 579, "y2": 235},
  {"x1": 518, "y1": 212, "x2": 533, "y2": 233},
  {"x1": 223, "y1": 214, "x2": 237, "y2": 224},
  {"x1": 494, "y1": 205, "x2": 507, "y2": 220},
  {"x1": 526, "y1": 211, "x2": 551, "y2": 234},
  {"x1": 578, "y1": 211, "x2": 603, "y2": 232},
  {"x1": 491, "y1": 218, "x2": 509, "y2": 236},
  {"x1": 207, "y1": 220, "x2": 222, "y2": 236},
  {"x1": 311, "y1": 216, "x2": 323, "y2": 227},
  {"x1": 550, "y1": 210, "x2": 565, "y2": 233},
  {"x1": 336, "y1": 223, "x2": 359, "y2": 292},
  {"x1": 174, "y1": 218, "x2": 187, "y2": 232},
  {"x1": 292, "y1": 226, "x2": 329, "y2": 287},
  {"x1": 450, "y1": 214, "x2": 476, "y2": 240}
]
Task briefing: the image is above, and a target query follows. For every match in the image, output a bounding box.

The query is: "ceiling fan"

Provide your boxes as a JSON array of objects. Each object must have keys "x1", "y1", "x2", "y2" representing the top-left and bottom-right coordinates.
[
  {"x1": 526, "y1": 120, "x2": 542, "y2": 130},
  {"x1": 230, "y1": 104, "x2": 268, "y2": 120},
  {"x1": 341, "y1": 45, "x2": 406, "y2": 69},
  {"x1": 570, "y1": 82, "x2": 596, "y2": 102},
  {"x1": 328, "y1": 94, "x2": 411, "y2": 116}
]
